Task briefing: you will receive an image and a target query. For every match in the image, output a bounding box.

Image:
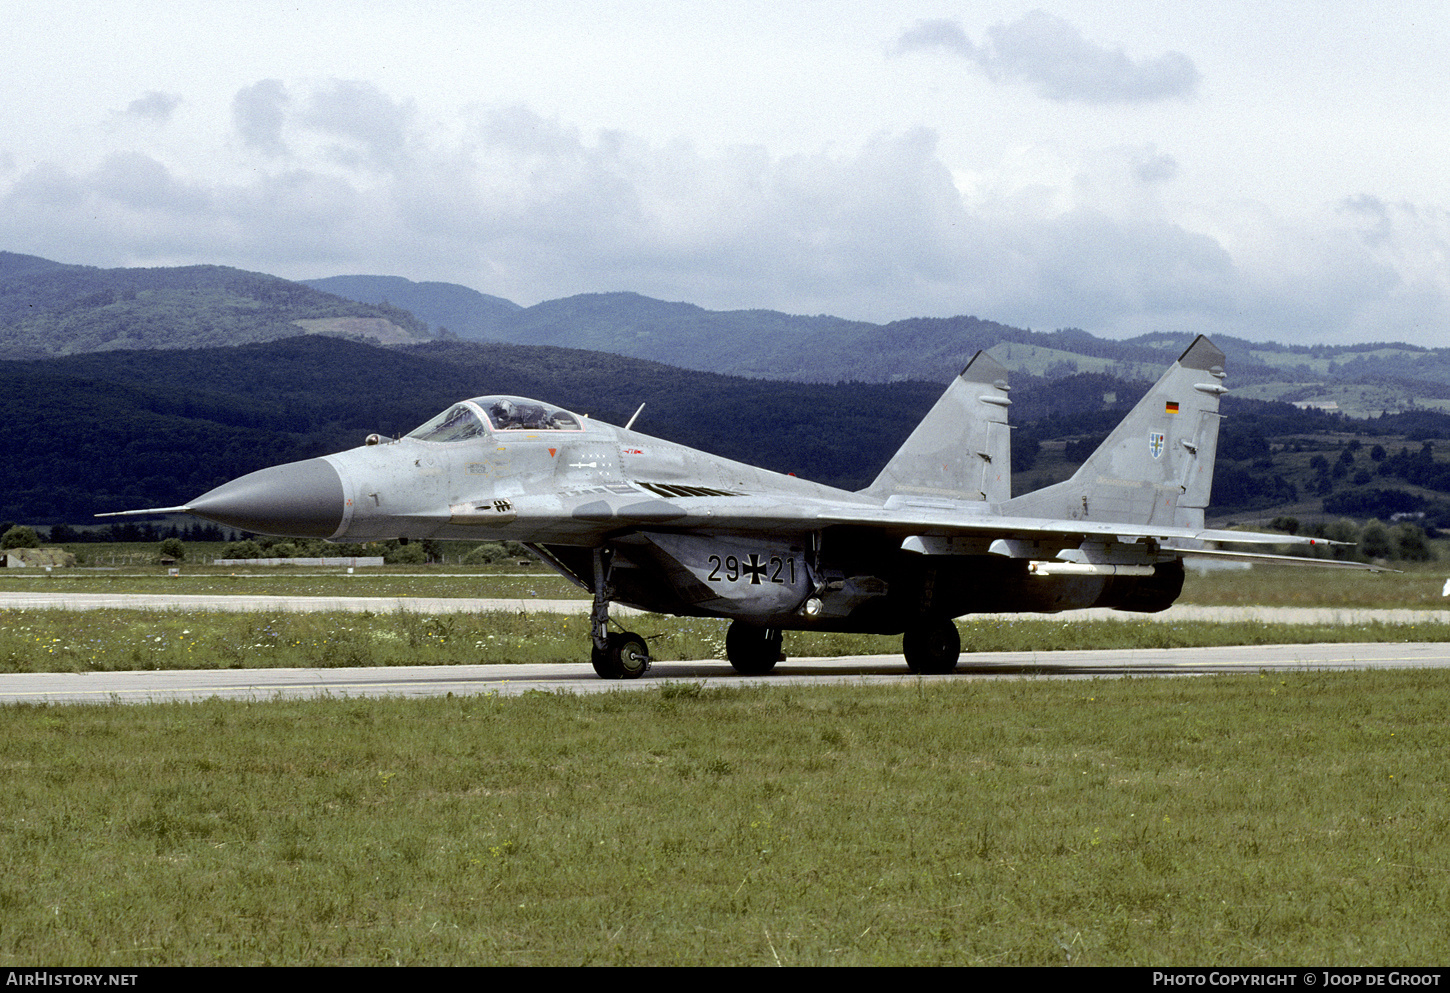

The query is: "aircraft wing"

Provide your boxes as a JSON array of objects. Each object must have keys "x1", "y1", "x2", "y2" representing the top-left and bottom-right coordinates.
[
  {"x1": 809, "y1": 503, "x2": 1379, "y2": 568},
  {"x1": 813, "y1": 504, "x2": 1309, "y2": 545},
  {"x1": 568, "y1": 489, "x2": 1374, "y2": 568}
]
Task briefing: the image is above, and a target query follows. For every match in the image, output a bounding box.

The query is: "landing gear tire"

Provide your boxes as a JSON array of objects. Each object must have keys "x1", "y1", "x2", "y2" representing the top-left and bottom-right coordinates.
[
  {"x1": 726, "y1": 622, "x2": 783, "y2": 675},
  {"x1": 591, "y1": 631, "x2": 651, "y2": 679},
  {"x1": 903, "y1": 619, "x2": 961, "y2": 674}
]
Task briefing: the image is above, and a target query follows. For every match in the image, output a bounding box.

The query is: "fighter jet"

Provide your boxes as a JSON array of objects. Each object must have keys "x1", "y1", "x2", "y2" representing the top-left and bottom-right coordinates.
[{"x1": 103, "y1": 336, "x2": 1369, "y2": 678}]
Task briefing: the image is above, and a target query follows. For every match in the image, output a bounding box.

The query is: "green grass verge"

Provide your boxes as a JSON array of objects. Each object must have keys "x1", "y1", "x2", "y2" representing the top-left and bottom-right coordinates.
[
  {"x1": 5, "y1": 608, "x2": 1450, "y2": 674},
  {"x1": 0, "y1": 566, "x2": 581, "y2": 600},
  {"x1": 3, "y1": 559, "x2": 1448, "y2": 610},
  {"x1": 1181, "y1": 563, "x2": 1450, "y2": 610},
  {"x1": 4, "y1": 672, "x2": 1448, "y2": 965}
]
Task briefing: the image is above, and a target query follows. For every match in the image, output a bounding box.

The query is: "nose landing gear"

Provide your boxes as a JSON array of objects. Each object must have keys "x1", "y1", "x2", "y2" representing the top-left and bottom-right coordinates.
[
  {"x1": 592, "y1": 630, "x2": 651, "y2": 679},
  {"x1": 589, "y1": 547, "x2": 651, "y2": 679}
]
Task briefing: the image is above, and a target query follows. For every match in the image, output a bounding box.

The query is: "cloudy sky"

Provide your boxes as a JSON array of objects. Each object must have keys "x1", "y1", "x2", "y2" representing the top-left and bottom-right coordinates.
[{"x1": 4, "y1": 1, "x2": 1447, "y2": 346}]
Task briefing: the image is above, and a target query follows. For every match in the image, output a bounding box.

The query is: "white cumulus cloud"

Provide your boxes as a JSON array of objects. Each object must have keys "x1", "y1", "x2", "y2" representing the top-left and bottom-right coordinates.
[{"x1": 895, "y1": 11, "x2": 1199, "y2": 104}]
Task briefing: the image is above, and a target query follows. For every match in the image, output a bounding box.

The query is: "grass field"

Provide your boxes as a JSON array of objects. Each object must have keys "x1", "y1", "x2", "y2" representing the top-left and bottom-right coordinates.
[
  {"x1": 2, "y1": 557, "x2": 1448, "y2": 607},
  {"x1": 1, "y1": 560, "x2": 1447, "y2": 675},
  {"x1": 4, "y1": 671, "x2": 1449, "y2": 966},
  {"x1": 4, "y1": 607, "x2": 1450, "y2": 675},
  {"x1": 1181, "y1": 562, "x2": 1449, "y2": 610},
  {"x1": 0, "y1": 565, "x2": 578, "y2": 600},
  {"x1": 4, "y1": 559, "x2": 1450, "y2": 965}
]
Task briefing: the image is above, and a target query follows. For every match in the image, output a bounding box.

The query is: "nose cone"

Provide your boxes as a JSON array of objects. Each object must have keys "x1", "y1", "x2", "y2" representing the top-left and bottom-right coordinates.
[{"x1": 188, "y1": 458, "x2": 345, "y2": 539}]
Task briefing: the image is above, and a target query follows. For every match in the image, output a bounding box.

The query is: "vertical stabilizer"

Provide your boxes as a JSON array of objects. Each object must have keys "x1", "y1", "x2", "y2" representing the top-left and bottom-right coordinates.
[
  {"x1": 1004, "y1": 336, "x2": 1226, "y2": 528},
  {"x1": 864, "y1": 350, "x2": 1012, "y2": 503}
]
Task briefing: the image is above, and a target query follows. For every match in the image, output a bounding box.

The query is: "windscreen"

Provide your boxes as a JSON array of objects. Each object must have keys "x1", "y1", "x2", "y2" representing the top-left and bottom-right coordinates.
[{"x1": 407, "y1": 402, "x2": 489, "y2": 442}]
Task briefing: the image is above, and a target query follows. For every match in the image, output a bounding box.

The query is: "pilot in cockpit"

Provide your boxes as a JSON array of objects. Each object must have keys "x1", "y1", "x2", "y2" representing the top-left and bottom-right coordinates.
[{"x1": 488, "y1": 399, "x2": 516, "y2": 429}]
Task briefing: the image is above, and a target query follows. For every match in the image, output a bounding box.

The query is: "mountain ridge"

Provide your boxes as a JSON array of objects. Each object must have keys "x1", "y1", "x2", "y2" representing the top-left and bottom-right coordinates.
[
  {"x1": 0, "y1": 252, "x2": 431, "y2": 359},
  {"x1": 4, "y1": 332, "x2": 1449, "y2": 531},
  {"x1": 5, "y1": 251, "x2": 1450, "y2": 415},
  {"x1": 305, "y1": 271, "x2": 1450, "y2": 413}
]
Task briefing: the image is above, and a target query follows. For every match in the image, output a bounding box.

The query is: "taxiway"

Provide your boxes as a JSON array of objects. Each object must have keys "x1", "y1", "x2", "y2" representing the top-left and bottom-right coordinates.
[{"x1": 3, "y1": 642, "x2": 1448, "y2": 706}]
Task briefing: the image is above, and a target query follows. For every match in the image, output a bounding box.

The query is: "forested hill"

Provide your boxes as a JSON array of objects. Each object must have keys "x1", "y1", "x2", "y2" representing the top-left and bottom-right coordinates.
[
  {"x1": 313, "y1": 274, "x2": 1450, "y2": 407},
  {"x1": 303, "y1": 277, "x2": 1057, "y2": 385},
  {"x1": 0, "y1": 336, "x2": 942, "y2": 524},
  {"x1": 302, "y1": 275, "x2": 522, "y2": 340},
  {"x1": 10, "y1": 333, "x2": 1450, "y2": 531},
  {"x1": 10, "y1": 252, "x2": 1450, "y2": 408},
  {"x1": 0, "y1": 251, "x2": 432, "y2": 359}
]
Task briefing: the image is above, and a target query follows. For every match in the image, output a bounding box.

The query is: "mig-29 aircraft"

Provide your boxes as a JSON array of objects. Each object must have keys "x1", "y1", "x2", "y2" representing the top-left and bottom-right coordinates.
[{"x1": 103, "y1": 336, "x2": 1367, "y2": 678}]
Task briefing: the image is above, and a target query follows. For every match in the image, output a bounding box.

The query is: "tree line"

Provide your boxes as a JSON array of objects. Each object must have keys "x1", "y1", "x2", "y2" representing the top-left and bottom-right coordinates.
[{"x1": 7, "y1": 336, "x2": 1450, "y2": 532}]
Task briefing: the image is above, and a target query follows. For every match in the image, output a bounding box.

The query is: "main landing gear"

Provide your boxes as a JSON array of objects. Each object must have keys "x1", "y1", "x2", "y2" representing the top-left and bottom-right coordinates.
[
  {"x1": 902, "y1": 618, "x2": 961, "y2": 675},
  {"x1": 725, "y1": 621, "x2": 784, "y2": 675},
  {"x1": 589, "y1": 548, "x2": 651, "y2": 679}
]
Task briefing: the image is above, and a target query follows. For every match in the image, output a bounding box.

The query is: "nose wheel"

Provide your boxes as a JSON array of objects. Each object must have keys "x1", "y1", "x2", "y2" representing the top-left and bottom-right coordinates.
[{"x1": 592, "y1": 631, "x2": 651, "y2": 679}]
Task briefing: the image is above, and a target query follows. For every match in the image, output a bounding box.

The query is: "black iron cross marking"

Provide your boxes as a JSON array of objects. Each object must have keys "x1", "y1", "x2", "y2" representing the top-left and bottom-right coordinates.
[{"x1": 741, "y1": 553, "x2": 768, "y2": 585}]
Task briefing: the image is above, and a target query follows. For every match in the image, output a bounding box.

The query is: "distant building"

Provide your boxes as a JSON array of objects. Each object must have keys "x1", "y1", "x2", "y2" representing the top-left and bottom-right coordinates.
[
  {"x1": 1292, "y1": 400, "x2": 1340, "y2": 412},
  {"x1": 3, "y1": 547, "x2": 77, "y2": 568}
]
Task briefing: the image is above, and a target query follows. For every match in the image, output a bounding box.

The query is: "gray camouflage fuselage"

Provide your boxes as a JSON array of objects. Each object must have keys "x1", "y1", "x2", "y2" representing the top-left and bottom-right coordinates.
[{"x1": 140, "y1": 336, "x2": 1368, "y2": 657}]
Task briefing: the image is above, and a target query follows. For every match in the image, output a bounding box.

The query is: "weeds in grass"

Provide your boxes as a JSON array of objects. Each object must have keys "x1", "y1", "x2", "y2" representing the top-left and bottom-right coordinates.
[
  {"x1": 0, "y1": 564, "x2": 582, "y2": 600},
  {"x1": 8, "y1": 558, "x2": 1450, "y2": 609},
  {"x1": 4, "y1": 672, "x2": 1450, "y2": 965},
  {"x1": 3, "y1": 561, "x2": 1447, "y2": 964},
  {"x1": 1180, "y1": 560, "x2": 1450, "y2": 609},
  {"x1": 5, "y1": 608, "x2": 1447, "y2": 675}
]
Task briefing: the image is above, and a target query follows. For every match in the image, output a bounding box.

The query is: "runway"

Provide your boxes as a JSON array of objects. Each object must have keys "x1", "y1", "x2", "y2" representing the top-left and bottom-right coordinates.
[
  {"x1": 3, "y1": 590, "x2": 1447, "y2": 705},
  {"x1": 3, "y1": 642, "x2": 1448, "y2": 706}
]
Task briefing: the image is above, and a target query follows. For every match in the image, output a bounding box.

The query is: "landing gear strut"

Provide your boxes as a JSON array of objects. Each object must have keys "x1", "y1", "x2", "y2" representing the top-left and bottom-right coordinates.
[
  {"x1": 903, "y1": 618, "x2": 961, "y2": 674},
  {"x1": 589, "y1": 547, "x2": 650, "y2": 679},
  {"x1": 725, "y1": 621, "x2": 783, "y2": 675}
]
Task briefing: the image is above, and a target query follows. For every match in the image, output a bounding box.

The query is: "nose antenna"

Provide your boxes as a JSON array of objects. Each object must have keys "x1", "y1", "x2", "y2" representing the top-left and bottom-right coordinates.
[{"x1": 624, "y1": 403, "x2": 646, "y2": 430}]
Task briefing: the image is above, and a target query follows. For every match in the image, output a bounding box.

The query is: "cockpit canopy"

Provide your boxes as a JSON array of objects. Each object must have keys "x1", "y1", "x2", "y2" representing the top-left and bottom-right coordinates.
[{"x1": 407, "y1": 396, "x2": 584, "y2": 443}]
